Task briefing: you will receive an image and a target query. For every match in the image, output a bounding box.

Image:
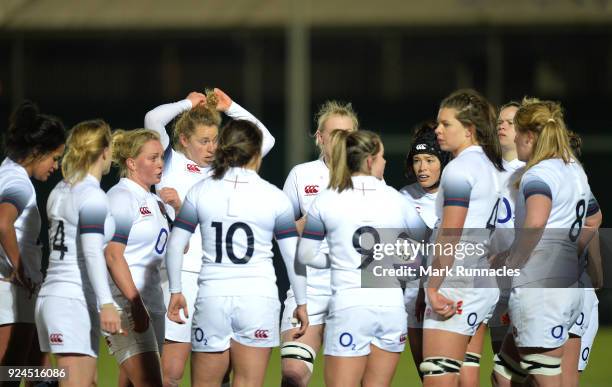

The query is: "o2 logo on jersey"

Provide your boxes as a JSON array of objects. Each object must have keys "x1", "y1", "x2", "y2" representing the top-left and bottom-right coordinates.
[
  {"x1": 254, "y1": 329, "x2": 270, "y2": 339},
  {"x1": 139, "y1": 206, "x2": 152, "y2": 216},
  {"x1": 339, "y1": 332, "x2": 355, "y2": 350},
  {"x1": 49, "y1": 333, "x2": 63, "y2": 345},
  {"x1": 497, "y1": 197, "x2": 512, "y2": 224},
  {"x1": 155, "y1": 228, "x2": 169, "y2": 254},
  {"x1": 186, "y1": 163, "x2": 201, "y2": 173},
  {"x1": 304, "y1": 184, "x2": 319, "y2": 195}
]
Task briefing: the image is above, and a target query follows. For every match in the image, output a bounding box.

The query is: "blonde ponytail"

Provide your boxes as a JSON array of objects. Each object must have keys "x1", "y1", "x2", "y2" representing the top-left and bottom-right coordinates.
[
  {"x1": 62, "y1": 119, "x2": 111, "y2": 185},
  {"x1": 328, "y1": 130, "x2": 382, "y2": 192}
]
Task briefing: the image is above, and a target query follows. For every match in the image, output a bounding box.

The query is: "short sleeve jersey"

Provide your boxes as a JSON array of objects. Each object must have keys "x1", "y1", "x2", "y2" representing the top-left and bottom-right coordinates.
[
  {"x1": 0, "y1": 158, "x2": 42, "y2": 283},
  {"x1": 107, "y1": 178, "x2": 170, "y2": 313}
]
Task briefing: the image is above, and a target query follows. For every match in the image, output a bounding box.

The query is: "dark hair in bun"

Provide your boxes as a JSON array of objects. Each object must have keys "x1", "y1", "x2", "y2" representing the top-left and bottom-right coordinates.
[{"x1": 4, "y1": 100, "x2": 66, "y2": 162}]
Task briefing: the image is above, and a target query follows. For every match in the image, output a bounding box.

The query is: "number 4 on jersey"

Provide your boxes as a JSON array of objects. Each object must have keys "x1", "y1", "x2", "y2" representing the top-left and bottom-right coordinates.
[{"x1": 51, "y1": 220, "x2": 68, "y2": 259}]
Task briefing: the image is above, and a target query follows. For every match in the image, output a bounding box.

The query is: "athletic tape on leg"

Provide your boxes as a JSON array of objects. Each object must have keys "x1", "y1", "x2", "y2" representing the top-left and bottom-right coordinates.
[
  {"x1": 419, "y1": 357, "x2": 462, "y2": 376},
  {"x1": 520, "y1": 354, "x2": 561, "y2": 376},
  {"x1": 493, "y1": 352, "x2": 527, "y2": 383},
  {"x1": 281, "y1": 341, "x2": 316, "y2": 372},
  {"x1": 463, "y1": 351, "x2": 481, "y2": 367}
]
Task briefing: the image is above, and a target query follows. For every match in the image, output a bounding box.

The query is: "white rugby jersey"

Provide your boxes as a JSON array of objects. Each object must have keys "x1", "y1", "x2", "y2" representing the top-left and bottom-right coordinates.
[
  {"x1": 298, "y1": 176, "x2": 426, "y2": 311},
  {"x1": 167, "y1": 167, "x2": 306, "y2": 304},
  {"x1": 107, "y1": 178, "x2": 170, "y2": 313},
  {"x1": 513, "y1": 159, "x2": 599, "y2": 286},
  {"x1": 400, "y1": 183, "x2": 438, "y2": 230},
  {"x1": 145, "y1": 99, "x2": 275, "y2": 273},
  {"x1": 283, "y1": 158, "x2": 331, "y2": 297},
  {"x1": 0, "y1": 158, "x2": 42, "y2": 283},
  {"x1": 514, "y1": 159, "x2": 597, "y2": 285},
  {"x1": 490, "y1": 158, "x2": 525, "y2": 253},
  {"x1": 40, "y1": 175, "x2": 115, "y2": 306},
  {"x1": 435, "y1": 145, "x2": 501, "y2": 241}
]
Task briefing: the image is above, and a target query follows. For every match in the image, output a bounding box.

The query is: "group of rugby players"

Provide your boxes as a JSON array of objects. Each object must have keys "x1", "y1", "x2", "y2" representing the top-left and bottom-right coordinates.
[{"x1": 0, "y1": 87, "x2": 601, "y2": 387}]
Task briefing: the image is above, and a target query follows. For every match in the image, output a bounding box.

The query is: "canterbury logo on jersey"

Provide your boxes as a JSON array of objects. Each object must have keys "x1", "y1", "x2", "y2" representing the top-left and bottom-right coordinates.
[
  {"x1": 49, "y1": 333, "x2": 63, "y2": 344},
  {"x1": 186, "y1": 163, "x2": 201, "y2": 173},
  {"x1": 416, "y1": 144, "x2": 427, "y2": 150},
  {"x1": 304, "y1": 185, "x2": 319, "y2": 195},
  {"x1": 254, "y1": 329, "x2": 269, "y2": 339},
  {"x1": 400, "y1": 333, "x2": 407, "y2": 343},
  {"x1": 139, "y1": 206, "x2": 152, "y2": 216}
]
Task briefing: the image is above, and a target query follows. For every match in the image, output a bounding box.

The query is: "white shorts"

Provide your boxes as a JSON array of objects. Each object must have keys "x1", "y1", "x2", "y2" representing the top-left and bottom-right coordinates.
[
  {"x1": 508, "y1": 287, "x2": 583, "y2": 349},
  {"x1": 191, "y1": 295, "x2": 280, "y2": 352},
  {"x1": 577, "y1": 289, "x2": 598, "y2": 372},
  {"x1": 35, "y1": 296, "x2": 99, "y2": 357},
  {"x1": 281, "y1": 293, "x2": 330, "y2": 333},
  {"x1": 0, "y1": 280, "x2": 36, "y2": 325},
  {"x1": 569, "y1": 288, "x2": 597, "y2": 337},
  {"x1": 423, "y1": 287, "x2": 499, "y2": 337},
  {"x1": 161, "y1": 269, "x2": 199, "y2": 343},
  {"x1": 404, "y1": 286, "x2": 422, "y2": 329},
  {"x1": 105, "y1": 303, "x2": 165, "y2": 364},
  {"x1": 324, "y1": 305, "x2": 407, "y2": 357}
]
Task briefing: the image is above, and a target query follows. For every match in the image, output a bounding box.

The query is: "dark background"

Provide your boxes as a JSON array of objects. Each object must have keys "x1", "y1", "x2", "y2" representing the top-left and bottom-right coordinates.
[{"x1": 1, "y1": 26, "x2": 610, "y2": 320}]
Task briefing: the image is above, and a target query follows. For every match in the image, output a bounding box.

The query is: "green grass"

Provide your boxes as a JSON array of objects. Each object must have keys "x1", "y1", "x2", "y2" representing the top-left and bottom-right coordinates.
[{"x1": 93, "y1": 327, "x2": 612, "y2": 386}]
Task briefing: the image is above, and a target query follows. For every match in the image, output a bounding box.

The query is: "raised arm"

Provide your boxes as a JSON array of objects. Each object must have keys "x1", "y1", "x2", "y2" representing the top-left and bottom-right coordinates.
[
  {"x1": 214, "y1": 88, "x2": 275, "y2": 157},
  {"x1": 144, "y1": 92, "x2": 206, "y2": 150}
]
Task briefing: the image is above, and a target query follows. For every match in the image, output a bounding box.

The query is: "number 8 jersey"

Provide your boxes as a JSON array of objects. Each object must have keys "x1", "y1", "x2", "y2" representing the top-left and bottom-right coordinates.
[
  {"x1": 107, "y1": 178, "x2": 170, "y2": 314},
  {"x1": 514, "y1": 158, "x2": 598, "y2": 286}
]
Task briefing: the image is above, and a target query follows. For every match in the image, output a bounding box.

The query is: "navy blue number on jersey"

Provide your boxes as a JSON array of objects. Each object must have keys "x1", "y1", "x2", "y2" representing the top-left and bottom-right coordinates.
[
  {"x1": 211, "y1": 221, "x2": 255, "y2": 264},
  {"x1": 569, "y1": 199, "x2": 586, "y2": 242},
  {"x1": 51, "y1": 220, "x2": 68, "y2": 260},
  {"x1": 354, "y1": 226, "x2": 381, "y2": 270}
]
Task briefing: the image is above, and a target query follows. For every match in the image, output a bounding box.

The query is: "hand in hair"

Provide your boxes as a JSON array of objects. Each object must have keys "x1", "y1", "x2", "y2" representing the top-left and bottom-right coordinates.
[
  {"x1": 159, "y1": 187, "x2": 182, "y2": 214},
  {"x1": 186, "y1": 92, "x2": 206, "y2": 108},
  {"x1": 213, "y1": 88, "x2": 233, "y2": 112}
]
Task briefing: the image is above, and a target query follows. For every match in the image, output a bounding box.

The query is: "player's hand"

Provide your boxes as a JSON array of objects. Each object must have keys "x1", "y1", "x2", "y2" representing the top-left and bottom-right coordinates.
[
  {"x1": 213, "y1": 88, "x2": 233, "y2": 112},
  {"x1": 415, "y1": 287, "x2": 426, "y2": 323},
  {"x1": 489, "y1": 250, "x2": 510, "y2": 270},
  {"x1": 159, "y1": 187, "x2": 182, "y2": 214},
  {"x1": 7, "y1": 266, "x2": 34, "y2": 294},
  {"x1": 130, "y1": 296, "x2": 151, "y2": 333},
  {"x1": 100, "y1": 304, "x2": 123, "y2": 335},
  {"x1": 168, "y1": 293, "x2": 189, "y2": 324},
  {"x1": 186, "y1": 92, "x2": 206, "y2": 108},
  {"x1": 426, "y1": 288, "x2": 456, "y2": 319},
  {"x1": 292, "y1": 305, "x2": 309, "y2": 339},
  {"x1": 295, "y1": 216, "x2": 307, "y2": 236}
]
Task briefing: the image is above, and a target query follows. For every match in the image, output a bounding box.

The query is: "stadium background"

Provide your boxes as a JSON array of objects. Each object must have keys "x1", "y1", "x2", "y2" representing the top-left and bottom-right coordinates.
[{"x1": 0, "y1": 1, "x2": 611, "y2": 385}]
